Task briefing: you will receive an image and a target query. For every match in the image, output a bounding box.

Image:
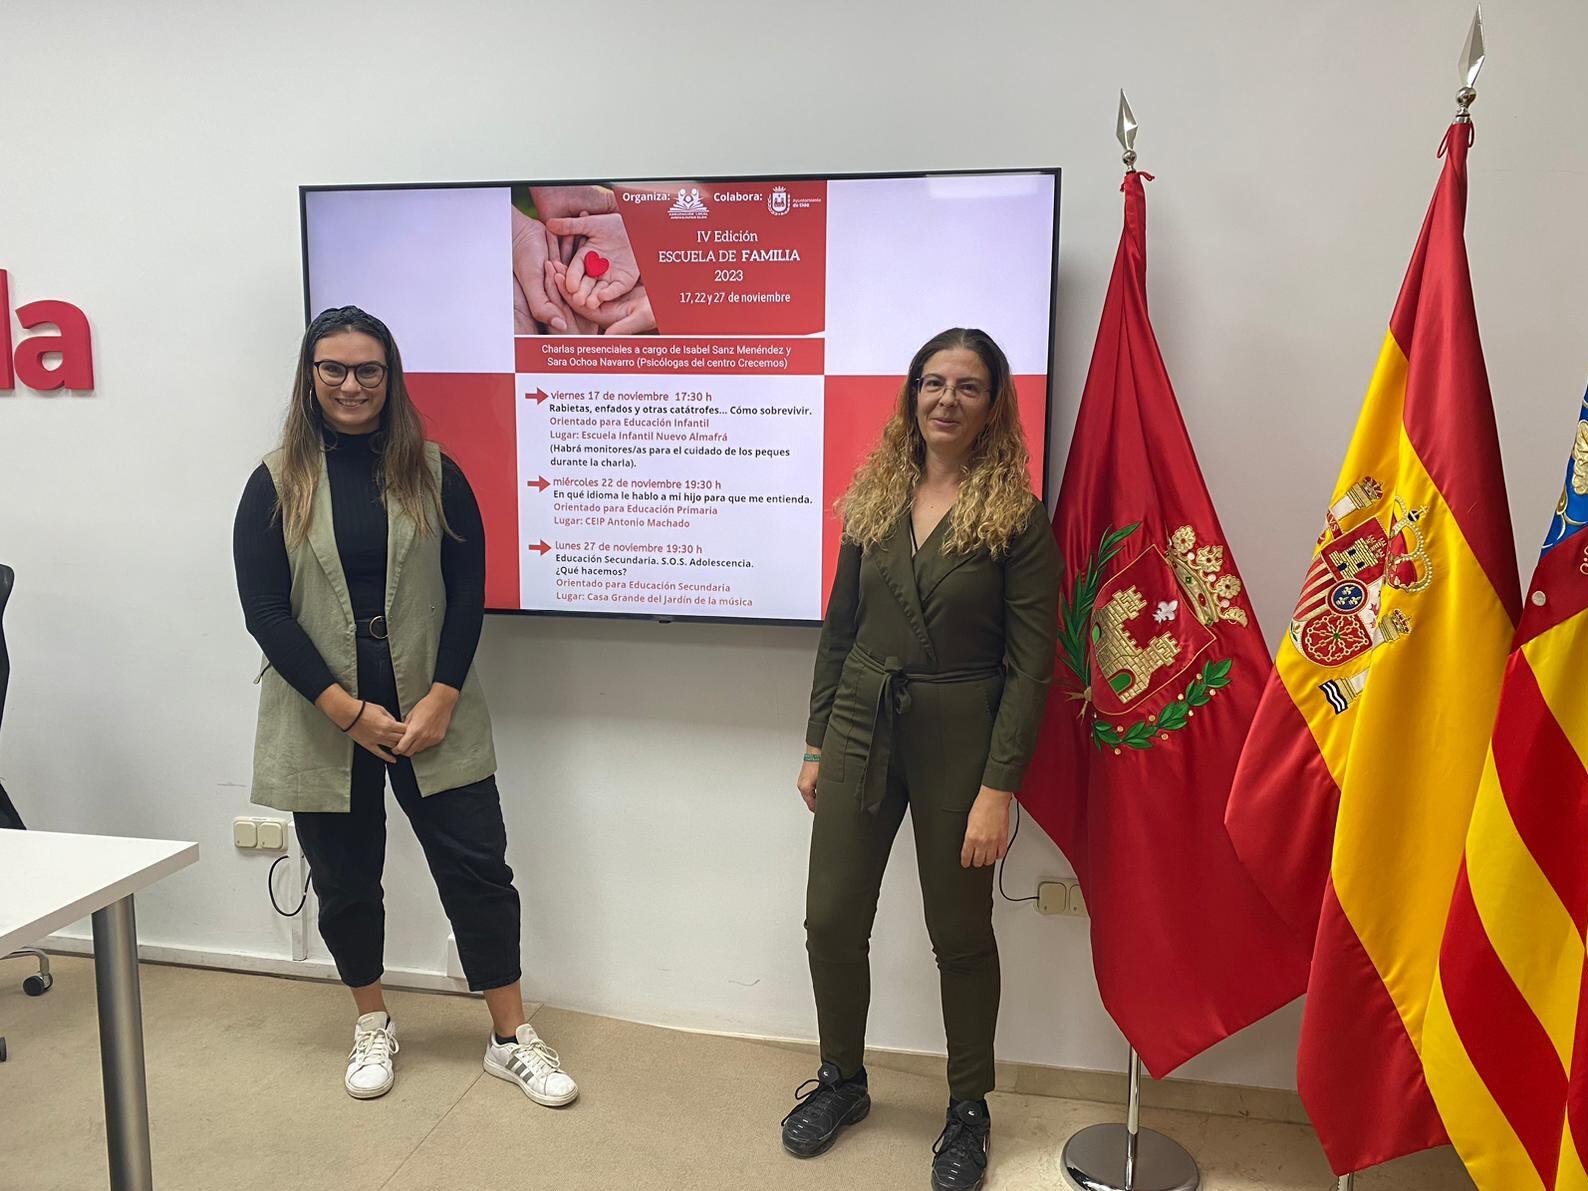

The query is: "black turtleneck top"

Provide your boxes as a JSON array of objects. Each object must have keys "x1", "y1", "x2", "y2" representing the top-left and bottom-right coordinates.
[{"x1": 232, "y1": 432, "x2": 486, "y2": 703}]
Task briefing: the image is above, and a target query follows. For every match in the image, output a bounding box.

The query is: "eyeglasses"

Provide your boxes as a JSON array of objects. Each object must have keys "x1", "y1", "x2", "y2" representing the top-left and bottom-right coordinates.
[
  {"x1": 313, "y1": 360, "x2": 388, "y2": 388},
  {"x1": 916, "y1": 375, "x2": 988, "y2": 401}
]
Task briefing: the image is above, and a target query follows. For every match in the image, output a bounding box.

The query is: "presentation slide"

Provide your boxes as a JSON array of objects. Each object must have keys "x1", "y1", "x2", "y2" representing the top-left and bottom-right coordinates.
[{"x1": 302, "y1": 171, "x2": 1058, "y2": 622}]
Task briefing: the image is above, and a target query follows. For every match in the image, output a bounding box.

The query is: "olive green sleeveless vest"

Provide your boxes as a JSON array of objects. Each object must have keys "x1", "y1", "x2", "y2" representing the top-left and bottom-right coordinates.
[{"x1": 250, "y1": 443, "x2": 496, "y2": 812}]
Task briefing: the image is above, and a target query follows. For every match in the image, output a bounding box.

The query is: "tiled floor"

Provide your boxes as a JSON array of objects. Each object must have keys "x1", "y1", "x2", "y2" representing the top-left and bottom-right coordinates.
[{"x1": 0, "y1": 956, "x2": 1474, "y2": 1190}]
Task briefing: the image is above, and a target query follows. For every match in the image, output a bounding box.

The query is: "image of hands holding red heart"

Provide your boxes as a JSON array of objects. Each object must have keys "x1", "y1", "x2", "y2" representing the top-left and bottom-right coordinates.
[
  {"x1": 545, "y1": 213, "x2": 643, "y2": 312},
  {"x1": 513, "y1": 185, "x2": 652, "y2": 335}
]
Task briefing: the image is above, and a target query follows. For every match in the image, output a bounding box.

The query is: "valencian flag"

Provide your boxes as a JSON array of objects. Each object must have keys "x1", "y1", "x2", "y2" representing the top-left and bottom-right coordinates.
[
  {"x1": 1224, "y1": 123, "x2": 1521, "y2": 1174},
  {"x1": 1019, "y1": 171, "x2": 1310, "y2": 1078},
  {"x1": 1422, "y1": 387, "x2": 1588, "y2": 1191}
]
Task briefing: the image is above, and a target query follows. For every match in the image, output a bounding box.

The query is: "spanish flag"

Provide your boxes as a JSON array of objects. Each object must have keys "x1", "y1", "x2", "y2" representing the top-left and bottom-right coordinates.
[
  {"x1": 1422, "y1": 390, "x2": 1588, "y2": 1191},
  {"x1": 1225, "y1": 123, "x2": 1521, "y2": 1174}
]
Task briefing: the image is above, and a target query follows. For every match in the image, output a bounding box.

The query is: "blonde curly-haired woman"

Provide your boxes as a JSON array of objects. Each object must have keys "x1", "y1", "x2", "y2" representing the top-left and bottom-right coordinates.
[{"x1": 780, "y1": 328, "x2": 1060, "y2": 1191}]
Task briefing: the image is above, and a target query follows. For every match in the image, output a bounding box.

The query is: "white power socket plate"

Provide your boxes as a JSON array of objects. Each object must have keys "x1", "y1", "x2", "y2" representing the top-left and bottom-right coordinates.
[
  {"x1": 1036, "y1": 878, "x2": 1088, "y2": 917},
  {"x1": 232, "y1": 816, "x2": 288, "y2": 852}
]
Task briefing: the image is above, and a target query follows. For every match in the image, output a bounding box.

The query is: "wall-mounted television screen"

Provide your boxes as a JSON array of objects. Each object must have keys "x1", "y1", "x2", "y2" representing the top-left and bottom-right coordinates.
[{"x1": 302, "y1": 169, "x2": 1059, "y2": 624}]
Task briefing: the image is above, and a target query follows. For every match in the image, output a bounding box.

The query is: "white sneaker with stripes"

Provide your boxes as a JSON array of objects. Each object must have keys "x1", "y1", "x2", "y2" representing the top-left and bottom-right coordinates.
[
  {"x1": 484, "y1": 1023, "x2": 579, "y2": 1107},
  {"x1": 345, "y1": 1012, "x2": 398, "y2": 1100}
]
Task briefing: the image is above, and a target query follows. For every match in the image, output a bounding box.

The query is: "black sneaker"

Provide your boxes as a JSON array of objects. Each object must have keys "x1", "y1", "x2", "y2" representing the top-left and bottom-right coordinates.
[
  {"x1": 780, "y1": 1061, "x2": 871, "y2": 1158},
  {"x1": 931, "y1": 1099, "x2": 991, "y2": 1190}
]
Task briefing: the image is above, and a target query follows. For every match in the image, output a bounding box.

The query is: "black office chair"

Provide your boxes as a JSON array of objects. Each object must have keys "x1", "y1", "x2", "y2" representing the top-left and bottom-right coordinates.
[{"x1": 0, "y1": 563, "x2": 53, "y2": 1063}]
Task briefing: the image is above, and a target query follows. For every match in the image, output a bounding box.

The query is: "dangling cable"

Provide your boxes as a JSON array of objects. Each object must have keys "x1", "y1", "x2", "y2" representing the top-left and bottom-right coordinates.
[
  {"x1": 268, "y1": 853, "x2": 311, "y2": 917},
  {"x1": 996, "y1": 800, "x2": 1039, "y2": 904}
]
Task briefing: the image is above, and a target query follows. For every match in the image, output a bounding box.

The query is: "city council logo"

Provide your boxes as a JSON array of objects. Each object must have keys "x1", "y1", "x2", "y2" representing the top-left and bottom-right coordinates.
[{"x1": 768, "y1": 186, "x2": 791, "y2": 216}]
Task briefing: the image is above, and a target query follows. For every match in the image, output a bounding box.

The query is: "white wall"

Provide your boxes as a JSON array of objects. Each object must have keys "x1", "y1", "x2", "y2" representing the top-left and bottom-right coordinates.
[{"x1": 3, "y1": 0, "x2": 1586, "y2": 1093}]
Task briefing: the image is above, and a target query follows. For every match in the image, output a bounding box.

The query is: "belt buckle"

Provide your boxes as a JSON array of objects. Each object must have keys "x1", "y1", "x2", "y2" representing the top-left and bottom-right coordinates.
[{"x1": 369, "y1": 615, "x2": 389, "y2": 640}]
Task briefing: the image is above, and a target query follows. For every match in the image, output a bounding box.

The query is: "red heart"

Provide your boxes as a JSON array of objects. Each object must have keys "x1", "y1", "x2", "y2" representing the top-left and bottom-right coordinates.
[{"x1": 584, "y1": 251, "x2": 610, "y2": 279}]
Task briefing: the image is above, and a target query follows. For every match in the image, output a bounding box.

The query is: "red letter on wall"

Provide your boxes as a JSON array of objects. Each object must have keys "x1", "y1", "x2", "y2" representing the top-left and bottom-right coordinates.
[
  {"x1": 14, "y1": 299, "x2": 95, "y2": 391},
  {"x1": 0, "y1": 271, "x2": 13, "y2": 390}
]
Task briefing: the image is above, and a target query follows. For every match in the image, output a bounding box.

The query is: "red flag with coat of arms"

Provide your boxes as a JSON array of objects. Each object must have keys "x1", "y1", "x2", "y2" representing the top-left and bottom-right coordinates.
[{"x1": 1019, "y1": 171, "x2": 1311, "y2": 1077}]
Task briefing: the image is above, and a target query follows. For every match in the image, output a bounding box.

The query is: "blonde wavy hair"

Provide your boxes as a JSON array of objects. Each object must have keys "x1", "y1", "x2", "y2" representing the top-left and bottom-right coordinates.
[
  {"x1": 839, "y1": 328, "x2": 1036, "y2": 557},
  {"x1": 274, "y1": 307, "x2": 451, "y2": 550}
]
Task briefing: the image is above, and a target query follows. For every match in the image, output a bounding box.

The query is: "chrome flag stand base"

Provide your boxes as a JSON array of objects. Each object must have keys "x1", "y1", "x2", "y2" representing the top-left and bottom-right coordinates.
[{"x1": 1061, "y1": 1050, "x2": 1199, "y2": 1191}]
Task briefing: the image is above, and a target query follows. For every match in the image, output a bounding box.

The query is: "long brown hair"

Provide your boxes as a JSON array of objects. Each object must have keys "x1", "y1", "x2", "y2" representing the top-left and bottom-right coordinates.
[
  {"x1": 274, "y1": 306, "x2": 449, "y2": 549},
  {"x1": 839, "y1": 328, "x2": 1035, "y2": 557}
]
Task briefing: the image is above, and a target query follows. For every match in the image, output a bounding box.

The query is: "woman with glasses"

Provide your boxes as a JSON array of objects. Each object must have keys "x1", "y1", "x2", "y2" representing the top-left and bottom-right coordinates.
[
  {"x1": 232, "y1": 306, "x2": 577, "y2": 1108},
  {"x1": 781, "y1": 328, "x2": 1059, "y2": 1191}
]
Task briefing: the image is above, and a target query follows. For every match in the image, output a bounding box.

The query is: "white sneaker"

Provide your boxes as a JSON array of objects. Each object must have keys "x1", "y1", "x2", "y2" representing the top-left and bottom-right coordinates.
[
  {"x1": 484, "y1": 1023, "x2": 579, "y2": 1107},
  {"x1": 344, "y1": 1011, "x2": 398, "y2": 1100}
]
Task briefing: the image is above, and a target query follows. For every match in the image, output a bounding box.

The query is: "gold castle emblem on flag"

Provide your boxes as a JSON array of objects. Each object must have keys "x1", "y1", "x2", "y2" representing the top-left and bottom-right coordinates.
[
  {"x1": 1094, "y1": 586, "x2": 1180, "y2": 704},
  {"x1": 1090, "y1": 526, "x2": 1250, "y2": 706},
  {"x1": 1291, "y1": 475, "x2": 1434, "y2": 715},
  {"x1": 1061, "y1": 522, "x2": 1247, "y2": 753},
  {"x1": 1081, "y1": 524, "x2": 1250, "y2": 728}
]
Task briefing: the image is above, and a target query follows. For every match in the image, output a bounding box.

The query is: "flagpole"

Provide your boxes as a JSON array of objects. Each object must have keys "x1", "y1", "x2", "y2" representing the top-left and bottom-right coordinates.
[
  {"x1": 1337, "y1": 1176, "x2": 1354, "y2": 1191},
  {"x1": 1058, "y1": 94, "x2": 1201, "y2": 1191},
  {"x1": 1061, "y1": 1049, "x2": 1199, "y2": 1191},
  {"x1": 1455, "y1": 4, "x2": 1483, "y2": 125},
  {"x1": 1125, "y1": 1049, "x2": 1141, "y2": 1186}
]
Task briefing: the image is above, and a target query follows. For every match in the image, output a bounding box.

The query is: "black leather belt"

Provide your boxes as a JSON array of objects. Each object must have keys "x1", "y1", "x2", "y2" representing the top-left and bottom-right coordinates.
[{"x1": 355, "y1": 615, "x2": 389, "y2": 640}]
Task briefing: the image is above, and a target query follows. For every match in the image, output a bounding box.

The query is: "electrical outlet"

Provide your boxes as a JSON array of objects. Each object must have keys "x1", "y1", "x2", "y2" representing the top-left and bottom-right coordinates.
[
  {"x1": 233, "y1": 816, "x2": 288, "y2": 851},
  {"x1": 1037, "y1": 880, "x2": 1068, "y2": 915},
  {"x1": 1036, "y1": 878, "x2": 1088, "y2": 918}
]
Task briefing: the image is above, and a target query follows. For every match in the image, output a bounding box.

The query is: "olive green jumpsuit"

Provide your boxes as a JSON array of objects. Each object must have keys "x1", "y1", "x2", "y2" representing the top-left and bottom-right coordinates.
[{"x1": 804, "y1": 498, "x2": 1060, "y2": 1100}]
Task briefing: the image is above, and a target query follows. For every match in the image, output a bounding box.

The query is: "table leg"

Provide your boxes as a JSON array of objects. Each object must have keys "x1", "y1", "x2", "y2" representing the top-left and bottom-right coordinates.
[{"x1": 92, "y1": 894, "x2": 153, "y2": 1191}]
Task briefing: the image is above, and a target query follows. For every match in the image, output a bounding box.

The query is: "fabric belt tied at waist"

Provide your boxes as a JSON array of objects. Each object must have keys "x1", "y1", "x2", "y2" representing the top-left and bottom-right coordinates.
[{"x1": 851, "y1": 647, "x2": 1003, "y2": 814}]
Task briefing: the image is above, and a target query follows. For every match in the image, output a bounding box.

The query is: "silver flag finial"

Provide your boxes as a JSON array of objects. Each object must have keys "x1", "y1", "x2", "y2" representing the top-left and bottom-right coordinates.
[
  {"x1": 1117, "y1": 90, "x2": 1139, "y2": 171},
  {"x1": 1456, "y1": 6, "x2": 1484, "y2": 120}
]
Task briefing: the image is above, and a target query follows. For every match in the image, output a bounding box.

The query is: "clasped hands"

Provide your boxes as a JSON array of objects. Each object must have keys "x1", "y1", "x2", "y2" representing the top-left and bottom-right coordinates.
[{"x1": 315, "y1": 684, "x2": 459, "y2": 763}]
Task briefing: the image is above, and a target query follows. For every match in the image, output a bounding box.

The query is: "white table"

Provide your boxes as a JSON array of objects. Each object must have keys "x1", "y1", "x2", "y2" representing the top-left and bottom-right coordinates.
[{"x1": 0, "y1": 830, "x2": 199, "y2": 1191}]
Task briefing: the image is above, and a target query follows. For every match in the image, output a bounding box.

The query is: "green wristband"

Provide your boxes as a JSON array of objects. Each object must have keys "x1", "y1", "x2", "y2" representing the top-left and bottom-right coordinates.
[{"x1": 803, "y1": 752, "x2": 822, "y2": 763}]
